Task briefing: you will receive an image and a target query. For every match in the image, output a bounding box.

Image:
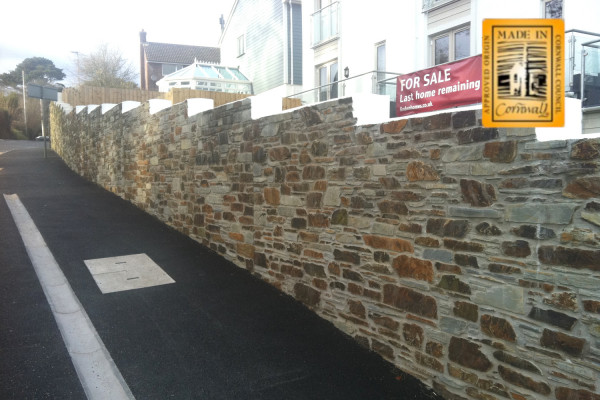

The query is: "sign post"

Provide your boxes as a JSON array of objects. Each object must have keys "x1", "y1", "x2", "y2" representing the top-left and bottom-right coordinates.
[{"x1": 26, "y1": 84, "x2": 58, "y2": 158}]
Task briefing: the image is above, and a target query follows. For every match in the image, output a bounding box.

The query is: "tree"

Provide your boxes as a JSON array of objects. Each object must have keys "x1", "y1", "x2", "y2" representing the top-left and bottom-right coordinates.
[
  {"x1": 79, "y1": 44, "x2": 138, "y2": 88},
  {"x1": 0, "y1": 57, "x2": 65, "y2": 87}
]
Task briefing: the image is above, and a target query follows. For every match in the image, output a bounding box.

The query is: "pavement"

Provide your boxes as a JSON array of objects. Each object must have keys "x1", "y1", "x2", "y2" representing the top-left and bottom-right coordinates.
[{"x1": 0, "y1": 141, "x2": 442, "y2": 399}]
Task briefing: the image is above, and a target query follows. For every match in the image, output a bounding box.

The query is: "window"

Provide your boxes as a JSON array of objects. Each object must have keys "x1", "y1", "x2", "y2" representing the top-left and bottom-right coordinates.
[
  {"x1": 432, "y1": 26, "x2": 470, "y2": 65},
  {"x1": 317, "y1": 61, "x2": 338, "y2": 101},
  {"x1": 544, "y1": 0, "x2": 563, "y2": 18},
  {"x1": 237, "y1": 34, "x2": 245, "y2": 56},
  {"x1": 313, "y1": 1, "x2": 339, "y2": 45},
  {"x1": 162, "y1": 64, "x2": 184, "y2": 76}
]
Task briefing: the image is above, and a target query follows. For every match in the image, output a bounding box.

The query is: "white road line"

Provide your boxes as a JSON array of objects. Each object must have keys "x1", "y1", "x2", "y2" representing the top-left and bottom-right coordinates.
[{"x1": 3, "y1": 194, "x2": 135, "y2": 400}]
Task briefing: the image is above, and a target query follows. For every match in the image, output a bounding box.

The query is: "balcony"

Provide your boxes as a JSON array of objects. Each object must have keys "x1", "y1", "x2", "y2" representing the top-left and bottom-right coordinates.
[{"x1": 312, "y1": 2, "x2": 340, "y2": 46}]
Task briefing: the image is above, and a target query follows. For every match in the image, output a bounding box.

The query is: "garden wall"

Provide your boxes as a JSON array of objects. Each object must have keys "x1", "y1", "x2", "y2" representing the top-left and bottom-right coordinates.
[{"x1": 50, "y1": 97, "x2": 600, "y2": 400}]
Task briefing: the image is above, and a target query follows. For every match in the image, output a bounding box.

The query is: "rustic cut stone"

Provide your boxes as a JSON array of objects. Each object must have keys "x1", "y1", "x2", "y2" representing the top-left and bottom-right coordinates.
[
  {"x1": 306, "y1": 192, "x2": 322, "y2": 208},
  {"x1": 308, "y1": 213, "x2": 329, "y2": 228},
  {"x1": 370, "y1": 314, "x2": 400, "y2": 331},
  {"x1": 310, "y1": 141, "x2": 328, "y2": 156},
  {"x1": 269, "y1": 146, "x2": 291, "y2": 161},
  {"x1": 483, "y1": 141, "x2": 518, "y2": 163},
  {"x1": 511, "y1": 225, "x2": 556, "y2": 240},
  {"x1": 371, "y1": 339, "x2": 394, "y2": 360},
  {"x1": 452, "y1": 111, "x2": 476, "y2": 129},
  {"x1": 497, "y1": 365, "x2": 551, "y2": 395},
  {"x1": 392, "y1": 255, "x2": 434, "y2": 282},
  {"x1": 444, "y1": 239, "x2": 484, "y2": 252},
  {"x1": 475, "y1": 222, "x2": 502, "y2": 236},
  {"x1": 383, "y1": 285, "x2": 437, "y2": 319},
  {"x1": 555, "y1": 387, "x2": 600, "y2": 400},
  {"x1": 460, "y1": 179, "x2": 496, "y2": 207},
  {"x1": 348, "y1": 300, "x2": 366, "y2": 318},
  {"x1": 303, "y1": 262, "x2": 326, "y2": 278},
  {"x1": 403, "y1": 323, "x2": 424, "y2": 348},
  {"x1": 488, "y1": 263, "x2": 521, "y2": 274},
  {"x1": 302, "y1": 165, "x2": 326, "y2": 180},
  {"x1": 448, "y1": 337, "x2": 492, "y2": 372},
  {"x1": 571, "y1": 140, "x2": 600, "y2": 160},
  {"x1": 564, "y1": 176, "x2": 600, "y2": 199},
  {"x1": 438, "y1": 275, "x2": 471, "y2": 294},
  {"x1": 426, "y1": 218, "x2": 469, "y2": 238},
  {"x1": 331, "y1": 209, "x2": 348, "y2": 225},
  {"x1": 540, "y1": 328, "x2": 585, "y2": 357},
  {"x1": 584, "y1": 300, "x2": 600, "y2": 313},
  {"x1": 364, "y1": 235, "x2": 414, "y2": 253},
  {"x1": 406, "y1": 161, "x2": 440, "y2": 182},
  {"x1": 416, "y1": 352, "x2": 444, "y2": 372},
  {"x1": 493, "y1": 351, "x2": 541, "y2": 374},
  {"x1": 501, "y1": 240, "x2": 531, "y2": 258},
  {"x1": 454, "y1": 254, "x2": 479, "y2": 268},
  {"x1": 263, "y1": 187, "x2": 280, "y2": 205},
  {"x1": 457, "y1": 127, "x2": 498, "y2": 144},
  {"x1": 333, "y1": 249, "x2": 360, "y2": 265},
  {"x1": 293, "y1": 283, "x2": 320, "y2": 307},
  {"x1": 528, "y1": 307, "x2": 577, "y2": 330},
  {"x1": 454, "y1": 301, "x2": 478, "y2": 322},
  {"x1": 381, "y1": 119, "x2": 407, "y2": 133},
  {"x1": 377, "y1": 200, "x2": 409, "y2": 215},
  {"x1": 426, "y1": 341, "x2": 444, "y2": 358},
  {"x1": 538, "y1": 246, "x2": 600, "y2": 271},
  {"x1": 480, "y1": 315, "x2": 516, "y2": 342}
]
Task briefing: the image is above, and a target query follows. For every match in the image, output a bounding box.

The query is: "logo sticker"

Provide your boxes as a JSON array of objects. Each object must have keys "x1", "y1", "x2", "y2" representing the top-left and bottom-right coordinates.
[{"x1": 482, "y1": 19, "x2": 564, "y2": 127}]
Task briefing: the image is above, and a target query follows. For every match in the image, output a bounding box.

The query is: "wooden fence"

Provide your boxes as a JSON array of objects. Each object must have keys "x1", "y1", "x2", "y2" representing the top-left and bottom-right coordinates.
[{"x1": 61, "y1": 86, "x2": 302, "y2": 111}]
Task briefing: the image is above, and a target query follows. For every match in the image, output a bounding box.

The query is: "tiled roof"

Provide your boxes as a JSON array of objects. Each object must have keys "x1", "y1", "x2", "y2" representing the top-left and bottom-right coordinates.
[{"x1": 144, "y1": 42, "x2": 220, "y2": 64}]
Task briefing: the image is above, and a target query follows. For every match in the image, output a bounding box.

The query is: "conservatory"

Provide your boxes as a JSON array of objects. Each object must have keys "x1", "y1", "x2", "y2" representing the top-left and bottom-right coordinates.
[{"x1": 156, "y1": 59, "x2": 253, "y2": 94}]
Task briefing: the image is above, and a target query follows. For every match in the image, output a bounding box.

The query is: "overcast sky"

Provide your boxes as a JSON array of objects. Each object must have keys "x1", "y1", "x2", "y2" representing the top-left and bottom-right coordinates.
[{"x1": 0, "y1": 0, "x2": 235, "y2": 86}]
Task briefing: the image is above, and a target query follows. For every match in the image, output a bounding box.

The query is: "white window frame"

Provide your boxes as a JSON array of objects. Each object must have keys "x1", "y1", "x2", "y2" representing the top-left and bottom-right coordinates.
[
  {"x1": 430, "y1": 25, "x2": 470, "y2": 66},
  {"x1": 316, "y1": 60, "x2": 339, "y2": 101},
  {"x1": 237, "y1": 34, "x2": 245, "y2": 57}
]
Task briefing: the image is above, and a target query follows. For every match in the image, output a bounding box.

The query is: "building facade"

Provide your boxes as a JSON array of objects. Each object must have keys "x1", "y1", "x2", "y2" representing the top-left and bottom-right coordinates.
[{"x1": 219, "y1": 0, "x2": 303, "y2": 97}]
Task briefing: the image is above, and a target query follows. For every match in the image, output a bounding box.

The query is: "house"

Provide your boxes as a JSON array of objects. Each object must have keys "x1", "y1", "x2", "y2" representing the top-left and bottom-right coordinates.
[
  {"x1": 219, "y1": 0, "x2": 303, "y2": 97},
  {"x1": 155, "y1": 59, "x2": 252, "y2": 94},
  {"x1": 297, "y1": 0, "x2": 599, "y2": 115},
  {"x1": 139, "y1": 30, "x2": 221, "y2": 91}
]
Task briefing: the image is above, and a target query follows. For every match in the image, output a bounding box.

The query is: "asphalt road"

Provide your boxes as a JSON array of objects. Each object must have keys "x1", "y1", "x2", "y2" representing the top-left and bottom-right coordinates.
[{"x1": 0, "y1": 143, "x2": 443, "y2": 399}]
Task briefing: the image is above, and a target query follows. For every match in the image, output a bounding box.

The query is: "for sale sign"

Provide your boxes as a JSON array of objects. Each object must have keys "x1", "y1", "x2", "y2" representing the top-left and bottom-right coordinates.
[{"x1": 396, "y1": 55, "x2": 482, "y2": 117}]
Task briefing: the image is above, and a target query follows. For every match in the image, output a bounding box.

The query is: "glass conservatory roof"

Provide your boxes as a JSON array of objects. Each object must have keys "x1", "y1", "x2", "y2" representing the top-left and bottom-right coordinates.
[{"x1": 160, "y1": 59, "x2": 250, "y2": 83}]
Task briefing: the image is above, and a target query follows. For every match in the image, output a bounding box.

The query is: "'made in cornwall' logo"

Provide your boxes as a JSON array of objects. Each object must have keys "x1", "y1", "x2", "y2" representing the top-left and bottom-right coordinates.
[{"x1": 483, "y1": 19, "x2": 564, "y2": 127}]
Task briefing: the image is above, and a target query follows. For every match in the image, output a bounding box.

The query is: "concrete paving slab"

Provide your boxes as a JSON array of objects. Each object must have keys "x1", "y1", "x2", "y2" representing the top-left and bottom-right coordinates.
[{"x1": 84, "y1": 253, "x2": 175, "y2": 294}]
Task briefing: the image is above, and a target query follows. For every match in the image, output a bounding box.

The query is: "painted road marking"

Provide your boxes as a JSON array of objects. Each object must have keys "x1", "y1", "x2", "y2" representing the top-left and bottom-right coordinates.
[
  {"x1": 3, "y1": 194, "x2": 135, "y2": 400},
  {"x1": 84, "y1": 253, "x2": 174, "y2": 294}
]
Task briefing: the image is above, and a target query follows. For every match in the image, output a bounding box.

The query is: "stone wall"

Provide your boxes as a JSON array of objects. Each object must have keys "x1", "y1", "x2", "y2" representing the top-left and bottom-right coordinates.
[{"x1": 50, "y1": 98, "x2": 600, "y2": 400}]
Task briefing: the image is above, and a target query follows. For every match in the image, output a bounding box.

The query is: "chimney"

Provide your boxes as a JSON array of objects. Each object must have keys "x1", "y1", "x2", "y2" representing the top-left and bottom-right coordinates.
[
  {"x1": 219, "y1": 14, "x2": 225, "y2": 33},
  {"x1": 140, "y1": 29, "x2": 147, "y2": 44}
]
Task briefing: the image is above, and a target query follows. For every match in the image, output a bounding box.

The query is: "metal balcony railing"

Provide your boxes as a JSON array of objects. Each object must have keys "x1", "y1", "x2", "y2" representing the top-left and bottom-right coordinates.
[
  {"x1": 312, "y1": 2, "x2": 340, "y2": 46},
  {"x1": 566, "y1": 29, "x2": 600, "y2": 108}
]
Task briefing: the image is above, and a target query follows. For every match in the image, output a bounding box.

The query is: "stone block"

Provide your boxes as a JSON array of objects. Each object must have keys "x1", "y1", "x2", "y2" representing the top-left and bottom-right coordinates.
[
  {"x1": 426, "y1": 218, "x2": 469, "y2": 238},
  {"x1": 497, "y1": 365, "x2": 551, "y2": 395},
  {"x1": 391, "y1": 255, "x2": 434, "y2": 282},
  {"x1": 382, "y1": 285, "x2": 437, "y2": 319},
  {"x1": 528, "y1": 307, "x2": 577, "y2": 330},
  {"x1": 505, "y1": 204, "x2": 576, "y2": 225},
  {"x1": 448, "y1": 337, "x2": 492, "y2": 372},
  {"x1": 294, "y1": 283, "x2": 320, "y2": 308},
  {"x1": 538, "y1": 246, "x2": 600, "y2": 271},
  {"x1": 460, "y1": 179, "x2": 496, "y2": 207},
  {"x1": 483, "y1": 141, "x2": 518, "y2": 163},
  {"x1": 555, "y1": 388, "x2": 600, "y2": 400},
  {"x1": 437, "y1": 275, "x2": 471, "y2": 294},
  {"x1": 501, "y1": 240, "x2": 531, "y2": 258},
  {"x1": 403, "y1": 323, "x2": 424, "y2": 348},
  {"x1": 563, "y1": 176, "x2": 600, "y2": 199},
  {"x1": 440, "y1": 317, "x2": 469, "y2": 335},
  {"x1": 540, "y1": 328, "x2": 586, "y2": 357},
  {"x1": 364, "y1": 235, "x2": 414, "y2": 253},
  {"x1": 571, "y1": 140, "x2": 600, "y2": 160},
  {"x1": 480, "y1": 314, "x2": 516, "y2": 342},
  {"x1": 406, "y1": 161, "x2": 440, "y2": 182},
  {"x1": 474, "y1": 285, "x2": 525, "y2": 314},
  {"x1": 449, "y1": 207, "x2": 502, "y2": 219},
  {"x1": 457, "y1": 127, "x2": 498, "y2": 144},
  {"x1": 453, "y1": 301, "x2": 478, "y2": 322},
  {"x1": 423, "y1": 248, "x2": 453, "y2": 263}
]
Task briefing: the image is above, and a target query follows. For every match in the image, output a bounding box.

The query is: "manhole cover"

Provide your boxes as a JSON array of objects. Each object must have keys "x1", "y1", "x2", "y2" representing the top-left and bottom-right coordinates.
[{"x1": 84, "y1": 253, "x2": 175, "y2": 294}]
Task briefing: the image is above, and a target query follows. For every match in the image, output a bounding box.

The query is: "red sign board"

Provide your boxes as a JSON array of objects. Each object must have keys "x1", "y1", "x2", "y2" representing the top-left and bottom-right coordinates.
[{"x1": 396, "y1": 55, "x2": 482, "y2": 117}]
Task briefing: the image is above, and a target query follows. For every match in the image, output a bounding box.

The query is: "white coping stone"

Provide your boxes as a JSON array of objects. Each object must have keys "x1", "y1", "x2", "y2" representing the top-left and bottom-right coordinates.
[
  {"x1": 84, "y1": 253, "x2": 175, "y2": 294},
  {"x1": 251, "y1": 95, "x2": 282, "y2": 120},
  {"x1": 148, "y1": 99, "x2": 172, "y2": 115},
  {"x1": 102, "y1": 104, "x2": 118, "y2": 114},
  {"x1": 187, "y1": 98, "x2": 214, "y2": 117},
  {"x1": 352, "y1": 93, "x2": 390, "y2": 126},
  {"x1": 56, "y1": 102, "x2": 74, "y2": 114},
  {"x1": 76, "y1": 105, "x2": 87, "y2": 114},
  {"x1": 121, "y1": 101, "x2": 141, "y2": 114},
  {"x1": 87, "y1": 105, "x2": 99, "y2": 113}
]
